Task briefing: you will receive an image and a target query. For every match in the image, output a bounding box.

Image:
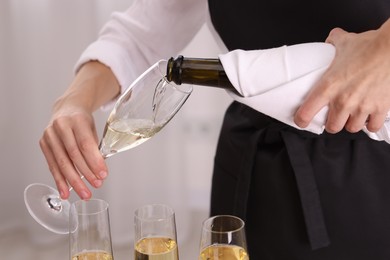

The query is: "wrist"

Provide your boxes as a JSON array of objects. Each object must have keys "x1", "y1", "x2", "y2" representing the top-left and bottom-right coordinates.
[{"x1": 63, "y1": 61, "x2": 121, "y2": 112}]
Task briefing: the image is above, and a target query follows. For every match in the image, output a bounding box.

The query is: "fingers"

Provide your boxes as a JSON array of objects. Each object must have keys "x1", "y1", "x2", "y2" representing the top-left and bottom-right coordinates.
[
  {"x1": 294, "y1": 27, "x2": 345, "y2": 129},
  {"x1": 294, "y1": 75, "x2": 332, "y2": 129},
  {"x1": 342, "y1": 112, "x2": 387, "y2": 134},
  {"x1": 73, "y1": 119, "x2": 108, "y2": 182},
  {"x1": 295, "y1": 27, "x2": 350, "y2": 132},
  {"x1": 40, "y1": 113, "x2": 107, "y2": 200},
  {"x1": 343, "y1": 113, "x2": 368, "y2": 133},
  {"x1": 294, "y1": 76, "x2": 388, "y2": 134},
  {"x1": 295, "y1": 26, "x2": 390, "y2": 135},
  {"x1": 295, "y1": 85, "x2": 388, "y2": 134},
  {"x1": 325, "y1": 107, "x2": 351, "y2": 134},
  {"x1": 40, "y1": 135, "x2": 71, "y2": 199},
  {"x1": 365, "y1": 112, "x2": 388, "y2": 133},
  {"x1": 58, "y1": 123, "x2": 102, "y2": 190},
  {"x1": 41, "y1": 125, "x2": 92, "y2": 200}
]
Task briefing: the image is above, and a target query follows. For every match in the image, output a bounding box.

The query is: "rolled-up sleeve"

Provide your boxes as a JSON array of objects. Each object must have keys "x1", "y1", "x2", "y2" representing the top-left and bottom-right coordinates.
[{"x1": 75, "y1": 0, "x2": 207, "y2": 102}]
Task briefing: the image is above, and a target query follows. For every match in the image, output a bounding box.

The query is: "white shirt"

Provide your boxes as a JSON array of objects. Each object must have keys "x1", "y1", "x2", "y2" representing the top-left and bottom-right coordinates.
[
  {"x1": 75, "y1": 0, "x2": 209, "y2": 97},
  {"x1": 75, "y1": 0, "x2": 390, "y2": 143}
]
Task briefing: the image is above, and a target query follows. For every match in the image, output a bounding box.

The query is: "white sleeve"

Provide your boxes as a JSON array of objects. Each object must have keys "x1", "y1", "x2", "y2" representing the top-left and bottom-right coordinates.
[{"x1": 75, "y1": 0, "x2": 207, "y2": 95}]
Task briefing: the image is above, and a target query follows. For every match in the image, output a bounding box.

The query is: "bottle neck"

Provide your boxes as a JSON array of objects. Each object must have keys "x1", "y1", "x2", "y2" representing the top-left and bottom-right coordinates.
[{"x1": 166, "y1": 55, "x2": 237, "y2": 93}]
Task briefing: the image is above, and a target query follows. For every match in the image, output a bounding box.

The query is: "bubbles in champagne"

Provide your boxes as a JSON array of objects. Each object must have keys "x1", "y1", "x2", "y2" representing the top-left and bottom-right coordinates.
[
  {"x1": 100, "y1": 118, "x2": 163, "y2": 158},
  {"x1": 134, "y1": 237, "x2": 179, "y2": 260},
  {"x1": 199, "y1": 244, "x2": 249, "y2": 260},
  {"x1": 71, "y1": 250, "x2": 113, "y2": 260}
]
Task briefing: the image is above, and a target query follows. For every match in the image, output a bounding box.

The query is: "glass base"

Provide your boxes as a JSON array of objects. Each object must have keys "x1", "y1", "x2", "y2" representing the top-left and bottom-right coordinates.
[{"x1": 24, "y1": 183, "x2": 70, "y2": 234}]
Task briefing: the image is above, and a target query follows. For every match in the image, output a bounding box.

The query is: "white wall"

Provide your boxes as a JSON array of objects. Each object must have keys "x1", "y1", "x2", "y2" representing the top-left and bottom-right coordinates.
[{"x1": 0, "y1": 0, "x2": 232, "y2": 258}]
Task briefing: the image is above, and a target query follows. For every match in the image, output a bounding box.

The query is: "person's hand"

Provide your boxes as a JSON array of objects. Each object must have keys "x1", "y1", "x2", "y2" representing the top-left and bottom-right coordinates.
[
  {"x1": 294, "y1": 19, "x2": 390, "y2": 134},
  {"x1": 39, "y1": 61, "x2": 120, "y2": 200},
  {"x1": 40, "y1": 101, "x2": 106, "y2": 200}
]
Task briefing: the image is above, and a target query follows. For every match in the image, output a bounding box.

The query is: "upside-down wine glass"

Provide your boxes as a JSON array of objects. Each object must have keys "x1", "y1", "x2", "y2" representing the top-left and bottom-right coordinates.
[{"x1": 24, "y1": 59, "x2": 192, "y2": 234}]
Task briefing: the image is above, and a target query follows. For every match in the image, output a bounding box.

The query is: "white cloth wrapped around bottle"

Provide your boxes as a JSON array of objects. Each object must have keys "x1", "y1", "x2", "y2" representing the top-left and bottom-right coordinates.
[{"x1": 219, "y1": 42, "x2": 390, "y2": 144}]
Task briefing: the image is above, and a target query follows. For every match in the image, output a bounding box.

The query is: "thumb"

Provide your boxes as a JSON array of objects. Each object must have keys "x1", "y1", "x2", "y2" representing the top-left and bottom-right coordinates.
[{"x1": 325, "y1": 27, "x2": 348, "y2": 45}]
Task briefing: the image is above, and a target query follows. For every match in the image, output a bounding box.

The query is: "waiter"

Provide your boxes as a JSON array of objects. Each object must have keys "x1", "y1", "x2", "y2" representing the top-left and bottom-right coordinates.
[{"x1": 40, "y1": 0, "x2": 390, "y2": 258}]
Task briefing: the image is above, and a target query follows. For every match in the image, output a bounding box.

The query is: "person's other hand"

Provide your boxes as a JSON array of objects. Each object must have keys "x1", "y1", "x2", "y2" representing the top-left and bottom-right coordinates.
[
  {"x1": 294, "y1": 19, "x2": 390, "y2": 134},
  {"x1": 39, "y1": 61, "x2": 119, "y2": 200},
  {"x1": 40, "y1": 102, "x2": 107, "y2": 201}
]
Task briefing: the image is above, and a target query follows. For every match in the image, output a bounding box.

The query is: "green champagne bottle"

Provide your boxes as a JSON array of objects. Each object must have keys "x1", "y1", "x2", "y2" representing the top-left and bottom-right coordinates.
[{"x1": 166, "y1": 55, "x2": 239, "y2": 95}]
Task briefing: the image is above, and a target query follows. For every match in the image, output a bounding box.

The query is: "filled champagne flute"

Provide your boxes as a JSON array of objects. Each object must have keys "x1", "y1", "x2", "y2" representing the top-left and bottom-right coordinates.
[
  {"x1": 134, "y1": 204, "x2": 179, "y2": 260},
  {"x1": 99, "y1": 60, "x2": 192, "y2": 158},
  {"x1": 24, "y1": 59, "x2": 192, "y2": 234},
  {"x1": 199, "y1": 215, "x2": 249, "y2": 260},
  {"x1": 69, "y1": 199, "x2": 114, "y2": 260}
]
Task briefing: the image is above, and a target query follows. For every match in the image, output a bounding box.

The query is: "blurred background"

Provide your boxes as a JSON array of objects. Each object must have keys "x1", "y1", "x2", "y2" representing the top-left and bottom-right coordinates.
[{"x1": 0, "y1": 0, "x2": 232, "y2": 259}]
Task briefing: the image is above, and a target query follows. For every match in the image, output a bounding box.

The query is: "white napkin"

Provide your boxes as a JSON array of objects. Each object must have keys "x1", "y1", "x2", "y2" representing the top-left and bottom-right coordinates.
[{"x1": 219, "y1": 42, "x2": 390, "y2": 143}]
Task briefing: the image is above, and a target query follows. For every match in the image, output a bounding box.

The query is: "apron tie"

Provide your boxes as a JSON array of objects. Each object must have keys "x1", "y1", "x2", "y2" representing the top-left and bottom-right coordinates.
[{"x1": 281, "y1": 130, "x2": 330, "y2": 250}]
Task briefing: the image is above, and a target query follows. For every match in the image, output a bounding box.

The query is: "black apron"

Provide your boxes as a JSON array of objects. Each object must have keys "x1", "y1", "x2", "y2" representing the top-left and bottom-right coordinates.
[{"x1": 208, "y1": 0, "x2": 390, "y2": 259}]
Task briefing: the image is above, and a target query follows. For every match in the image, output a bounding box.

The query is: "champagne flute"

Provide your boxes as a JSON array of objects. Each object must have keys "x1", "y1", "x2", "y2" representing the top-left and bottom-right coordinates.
[
  {"x1": 199, "y1": 215, "x2": 249, "y2": 260},
  {"x1": 24, "y1": 59, "x2": 193, "y2": 234},
  {"x1": 134, "y1": 204, "x2": 179, "y2": 260},
  {"x1": 69, "y1": 199, "x2": 114, "y2": 260}
]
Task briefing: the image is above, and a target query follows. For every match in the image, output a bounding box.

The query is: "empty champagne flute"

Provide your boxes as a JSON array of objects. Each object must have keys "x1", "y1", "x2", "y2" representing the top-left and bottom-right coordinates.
[
  {"x1": 134, "y1": 204, "x2": 179, "y2": 260},
  {"x1": 24, "y1": 59, "x2": 192, "y2": 234},
  {"x1": 199, "y1": 215, "x2": 249, "y2": 260},
  {"x1": 69, "y1": 199, "x2": 114, "y2": 260}
]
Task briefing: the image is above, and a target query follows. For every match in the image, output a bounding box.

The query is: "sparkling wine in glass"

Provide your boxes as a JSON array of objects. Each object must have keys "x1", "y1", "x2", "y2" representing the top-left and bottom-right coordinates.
[
  {"x1": 199, "y1": 215, "x2": 249, "y2": 260},
  {"x1": 134, "y1": 204, "x2": 179, "y2": 260},
  {"x1": 99, "y1": 59, "x2": 192, "y2": 158},
  {"x1": 69, "y1": 199, "x2": 114, "y2": 260},
  {"x1": 24, "y1": 59, "x2": 192, "y2": 234}
]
